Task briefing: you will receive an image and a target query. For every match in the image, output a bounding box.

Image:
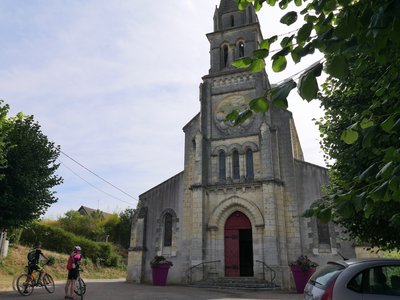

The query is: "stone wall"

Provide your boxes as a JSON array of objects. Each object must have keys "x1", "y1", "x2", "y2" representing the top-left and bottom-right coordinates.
[
  {"x1": 127, "y1": 172, "x2": 185, "y2": 284},
  {"x1": 294, "y1": 160, "x2": 356, "y2": 265}
]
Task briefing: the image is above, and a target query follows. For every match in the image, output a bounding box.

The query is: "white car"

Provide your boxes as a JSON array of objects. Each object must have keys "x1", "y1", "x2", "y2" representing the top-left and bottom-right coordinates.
[{"x1": 304, "y1": 258, "x2": 400, "y2": 299}]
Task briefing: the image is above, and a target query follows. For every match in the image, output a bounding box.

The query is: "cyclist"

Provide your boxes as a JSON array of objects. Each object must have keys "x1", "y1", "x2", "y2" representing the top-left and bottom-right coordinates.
[
  {"x1": 65, "y1": 246, "x2": 83, "y2": 299},
  {"x1": 27, "y1": 241, "x2": 49, "y2": 285}
]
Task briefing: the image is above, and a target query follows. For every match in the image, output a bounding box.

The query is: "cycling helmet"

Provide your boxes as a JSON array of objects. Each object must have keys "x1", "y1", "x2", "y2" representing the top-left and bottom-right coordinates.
[{"x1": 74, "y1": 246, "x2": 82, "y2": 251}]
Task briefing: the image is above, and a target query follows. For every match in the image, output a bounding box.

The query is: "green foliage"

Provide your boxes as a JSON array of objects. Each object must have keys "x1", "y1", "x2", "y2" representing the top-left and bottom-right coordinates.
[
  {"x1": 231, "y1": 56, "x2": 252, "y2": 68},
  {"x1": 113, "y1": 208, "x2": 135, "y2": 249},
  {"x1": 0, "y1": 108, "x2": 62, "y2": 230},
  {"x1": 297, "y1": 62, "x2": 323, "y2": 101},
  {"x1": 289, "y1": 255, "x2": 318, "y2": 272},
  {"x1": 231, "y1": 0, "x2": 400, "y2": 249},
  {"x1": 312, "y1": 55, "x2": 400, "y2": 250},
  {"x1": 249, "y1": 97, "x2": 269, "y2": 113},
  {"x1": 271, "y1": 79, "x2": 297, "y2": 109},
  {"x1": 232, "y1": 0, "x2": 399, "y2": 118},
  {"x1": 150, "y1": 255, "x2": 173, "y2": 267},
  {"x1": 272, "y1": 55, "x2": 287, "y2": 72},
  {"x1": 280, "y1": 11, "x2": 298, "y2": 25},
  {"x1": 58, "y1": 210, "x2": 105, "y2": 241},
  {"x1": 19, "y1": 222, "x2": 123, "y2": 267},
  {"x1": 55, "y1": 208, "x2": 134, "y2": 249},
  {"x1": 0, "y1": 100, "x2": 9, "y2": 182}
]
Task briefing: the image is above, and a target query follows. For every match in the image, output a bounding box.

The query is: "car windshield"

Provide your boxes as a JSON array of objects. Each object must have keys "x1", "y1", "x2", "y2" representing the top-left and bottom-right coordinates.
[{"x1": 309, "y1": 263, "x2": 345, "y2": 289}]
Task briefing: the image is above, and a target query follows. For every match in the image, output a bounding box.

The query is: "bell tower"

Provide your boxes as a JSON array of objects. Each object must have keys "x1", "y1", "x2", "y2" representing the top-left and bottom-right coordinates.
[
  {"x1": 208, "y1": 0, "x2": 260, "y2": 74},
  {"x1": 127, "y1": 1, "x2": 354, "y2": 290}
]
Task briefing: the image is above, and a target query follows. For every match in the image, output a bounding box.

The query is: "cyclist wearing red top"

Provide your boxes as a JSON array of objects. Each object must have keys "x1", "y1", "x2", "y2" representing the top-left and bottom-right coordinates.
[{"x1": 64, "y1": 246, "x2": 82, "y2": 299}]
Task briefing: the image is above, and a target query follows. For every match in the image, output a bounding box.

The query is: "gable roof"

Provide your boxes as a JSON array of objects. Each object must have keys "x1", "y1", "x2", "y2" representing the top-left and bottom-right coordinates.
[{"x1": 78, "y1": 205, "x2": 112, "y2": 218}]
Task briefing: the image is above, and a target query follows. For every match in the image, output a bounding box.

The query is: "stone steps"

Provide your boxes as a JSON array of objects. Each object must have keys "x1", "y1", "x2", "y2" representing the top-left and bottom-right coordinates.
[{"x1": 189, "y1": 277, "x2": 280, "y2": 290}]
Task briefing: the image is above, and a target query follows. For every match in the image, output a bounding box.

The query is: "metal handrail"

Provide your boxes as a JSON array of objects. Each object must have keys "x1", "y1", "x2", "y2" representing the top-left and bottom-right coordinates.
[
  {"x1": 256, "y1": 260, "x2": 276, "y2": 284},
  {"x1": 186, "y1": 260, "x2": 221, "y2": 284}
]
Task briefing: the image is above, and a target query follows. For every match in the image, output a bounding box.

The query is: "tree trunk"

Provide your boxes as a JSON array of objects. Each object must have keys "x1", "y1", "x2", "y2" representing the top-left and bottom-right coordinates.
[{"x1": 0, "y1": 229, "x2": 7, "y2": 257}]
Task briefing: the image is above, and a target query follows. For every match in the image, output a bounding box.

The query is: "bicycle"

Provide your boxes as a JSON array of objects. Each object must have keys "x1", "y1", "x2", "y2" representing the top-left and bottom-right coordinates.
[
  {"x1": 16, "y1": 259, "x2": 55, "y2": 296},
  {"x1": 74, "y1": 267, "x2": 86, "y2": 300}
]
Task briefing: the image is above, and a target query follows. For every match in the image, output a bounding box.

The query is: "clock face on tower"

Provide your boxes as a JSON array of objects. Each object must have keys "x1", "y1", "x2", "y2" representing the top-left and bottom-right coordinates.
[{"x1": 214, "y1": 94, "x2": 254, "y2": 133}]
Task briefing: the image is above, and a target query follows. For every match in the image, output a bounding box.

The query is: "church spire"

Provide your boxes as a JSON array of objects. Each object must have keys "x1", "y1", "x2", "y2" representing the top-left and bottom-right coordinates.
[
  {"x1": 218, "y1": 0, "x2": 240, "y2": 14},
  {"x1": 213, "y1": 1, "x2": 258, "y2": 32}
]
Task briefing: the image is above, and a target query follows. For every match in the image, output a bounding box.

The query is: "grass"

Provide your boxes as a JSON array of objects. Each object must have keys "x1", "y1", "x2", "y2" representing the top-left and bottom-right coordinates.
[
  {"x1": 0, "y1": 244, "x2": 127, "y2": 291},
  {"x1": 383, "y1": 251, "x2": 400, "y2": 259}
]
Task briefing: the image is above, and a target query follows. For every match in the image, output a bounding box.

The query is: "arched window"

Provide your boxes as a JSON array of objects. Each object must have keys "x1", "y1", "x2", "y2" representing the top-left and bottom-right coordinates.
[
  {"x1": 163, "y1": 213, "x2": 172, "y2": 247},
  {"x1": 222, "y1": 45, "x2": 229, "y2": 67},
  {"x1": 219, "y1": 151, "x2": 226, "y2": 181},
  {"x1": 246, "y1": 149, "x2": 254, "y2": 179},
  {"x1": 238, "y1": 41, "x2": 245, "y2": 58},
  {"x1": 230, "y1": 15, "x2": 235, "y2": 27},
  {"x1": 232, "y1": 150, "x2": 240, "y2": 180},
  {"x1": 317, "y1": 219, "x2": 331, "y2": 246}
]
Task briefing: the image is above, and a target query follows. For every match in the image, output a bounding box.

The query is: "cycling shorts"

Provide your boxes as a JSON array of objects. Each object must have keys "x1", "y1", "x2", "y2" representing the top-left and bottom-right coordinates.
[
  {"x1": 68, "y1": 269, "x2": 79, "y2": 280},
  {"x1": 28, "y1": 264, "x2": 43, "y2": 275}
]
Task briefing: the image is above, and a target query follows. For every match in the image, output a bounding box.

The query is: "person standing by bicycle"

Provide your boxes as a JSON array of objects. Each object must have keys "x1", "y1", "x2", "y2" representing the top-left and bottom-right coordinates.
[
  {"x1": 27, "y1": 241, "x2": 49, "y2": 285},
  {"x1": 65, "y1": 246, "x2": 82, "y2": 300}
]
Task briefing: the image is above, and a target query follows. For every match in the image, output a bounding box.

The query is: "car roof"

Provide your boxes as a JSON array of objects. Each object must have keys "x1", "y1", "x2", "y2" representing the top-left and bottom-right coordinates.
[{"x1": 328, "y1": 258, "x2": 400, "y2": 268}]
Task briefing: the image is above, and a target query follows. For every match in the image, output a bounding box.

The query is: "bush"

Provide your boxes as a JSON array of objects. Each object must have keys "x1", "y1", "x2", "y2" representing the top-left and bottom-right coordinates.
[{"x1": 19, "y1": 222, "x2": 123, "y2": 267}]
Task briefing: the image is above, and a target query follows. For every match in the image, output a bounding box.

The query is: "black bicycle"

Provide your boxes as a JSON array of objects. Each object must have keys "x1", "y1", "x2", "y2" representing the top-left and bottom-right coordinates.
[
  {"x1": 74, "y1": 268, "x2": 86, "y2": 300},
  {"x1": 16, "y1": 260, "x2": 55, "y2": 296}
]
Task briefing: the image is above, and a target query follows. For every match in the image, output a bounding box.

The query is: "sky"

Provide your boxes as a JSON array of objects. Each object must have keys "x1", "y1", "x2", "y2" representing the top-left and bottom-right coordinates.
[{"x1": 0, "y1": 0, "x2": 325, "y2": 219}]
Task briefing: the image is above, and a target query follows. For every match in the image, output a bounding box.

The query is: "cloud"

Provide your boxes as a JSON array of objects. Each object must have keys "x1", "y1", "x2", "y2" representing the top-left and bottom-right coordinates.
[{"x1": 0, "y1": 0, "x2": 325, "y2": 219}]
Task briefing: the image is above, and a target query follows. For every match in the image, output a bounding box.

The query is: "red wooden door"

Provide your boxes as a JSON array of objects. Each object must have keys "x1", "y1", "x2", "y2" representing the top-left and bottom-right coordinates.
[
  {"x1": 224, "y1": 211, "x2": 252, "y2": 277},
  {"x1": 224, "y1": 229, "x2": 240, "y2": 276}
]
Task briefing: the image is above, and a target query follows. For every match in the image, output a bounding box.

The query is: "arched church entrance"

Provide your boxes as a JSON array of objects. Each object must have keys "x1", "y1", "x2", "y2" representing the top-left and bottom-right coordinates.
[{"x1": 224, "y1": 211, "x2": 254, "y2": 277}]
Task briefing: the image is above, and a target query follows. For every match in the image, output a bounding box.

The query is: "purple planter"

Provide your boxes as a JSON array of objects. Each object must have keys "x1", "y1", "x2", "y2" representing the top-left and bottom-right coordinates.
[
  {"x1": 290, "y1": 266, "x2": 316, "y2": 293},
  {"x1": 151, "y1": 264, "x2": 171, "y2": 286}
]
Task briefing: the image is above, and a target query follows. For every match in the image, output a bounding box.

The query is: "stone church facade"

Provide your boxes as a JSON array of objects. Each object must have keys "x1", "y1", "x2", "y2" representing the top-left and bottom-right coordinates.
[{"x1": 127, "y1": 0, "x2": 354, "y2": 289}]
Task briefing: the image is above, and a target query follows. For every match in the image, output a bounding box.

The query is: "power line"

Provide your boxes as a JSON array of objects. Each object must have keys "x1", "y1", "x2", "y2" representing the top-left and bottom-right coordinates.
[
  {"x1": 59, "y1": 159, "x2": 133, "y2": 205},
  {"x1": 276, "y1": 28, "x2": 299, "y2": 37},
  {"x1": 60, "y1": 150, "x2": 138, "y2": 201},
  {"x1": 269, "y1": 34, "x2": 318, "y2": 54},
  {"x1": 273, "y1": 58, "x2": 326, "y2": 86}
]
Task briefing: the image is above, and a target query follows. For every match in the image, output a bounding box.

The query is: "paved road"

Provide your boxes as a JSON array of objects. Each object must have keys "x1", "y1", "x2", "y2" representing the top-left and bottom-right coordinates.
[{"x1": 0, "y1": 279, "x2": 303, "y2": 300}]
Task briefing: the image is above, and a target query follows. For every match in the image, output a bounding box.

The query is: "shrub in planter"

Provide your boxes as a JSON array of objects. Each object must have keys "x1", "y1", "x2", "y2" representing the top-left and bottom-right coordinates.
[
  {"x1": 150, "y1": 256, "x2": 173, "y2": 286},
  {"x1": 289, "y1": 255, "x2": 318, "y2": 293}
]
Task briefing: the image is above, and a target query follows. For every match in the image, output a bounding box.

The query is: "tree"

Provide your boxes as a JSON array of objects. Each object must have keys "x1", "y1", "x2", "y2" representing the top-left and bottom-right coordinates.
[
  {"x1": 0, "y1": 100, "x2": 8, "y2": 181},
  {"x1": 311, "y1": 55, "x2": 400, "y2": 250},
  {"x1": 0, "y1": 105, "x2": 63, "y2": 229},
  {"x1": 58, "y1": 210, "x2": 105, "y2": 241},
  {"x1": 57, "y1": 208, "x2": 134, "y2": 248},
  {"x1": 115, "y1": 208, "x2": 135, "y2": 249},
  {"x1": 231, "y1": 0, "x2": 400, "y2": 249}
]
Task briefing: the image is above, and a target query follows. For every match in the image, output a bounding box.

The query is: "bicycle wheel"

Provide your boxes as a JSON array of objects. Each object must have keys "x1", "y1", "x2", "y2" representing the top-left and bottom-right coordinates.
[
  {"x1": 16, "y1": 274, "x2": 34, "y2": 296},
  {"x1": 43, "y1": 274, "x2": 55, "y2": 293},
  {"x1": 74, "y1": 278, "x2": 84, "y2": 300},
  {"x1": 79, "y1": 278, "x2": 86, "y2": 295},
  {"x1": 74, "y1": 278, "x2": 85, "y2": 296}
]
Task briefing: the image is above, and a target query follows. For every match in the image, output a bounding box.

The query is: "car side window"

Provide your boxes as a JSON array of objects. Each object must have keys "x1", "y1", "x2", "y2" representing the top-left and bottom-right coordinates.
[
  {"x1": 388, "y1": 266, "x2": 400, "y2": 296},
  {"x1": 348, "y1": 272, "x2": 363, "y2": 293},
  {"x1": 365, "y1": 266, "x2": 400, "y2": 296}
]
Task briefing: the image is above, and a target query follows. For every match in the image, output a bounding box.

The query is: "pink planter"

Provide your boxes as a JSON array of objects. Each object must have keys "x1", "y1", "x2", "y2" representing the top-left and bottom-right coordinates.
[
  {"x1": 290, "y1": 266, "x2": 316, "y2": 293},
  {"x1": 151, "y1": 264, "x2": 171, "y2": 286}
]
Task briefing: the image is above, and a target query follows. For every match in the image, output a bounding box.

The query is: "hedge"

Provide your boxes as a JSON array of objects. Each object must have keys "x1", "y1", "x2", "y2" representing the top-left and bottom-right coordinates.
[{"x1": 20, "y1": 222, "x2": 122, "y2": 267}]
